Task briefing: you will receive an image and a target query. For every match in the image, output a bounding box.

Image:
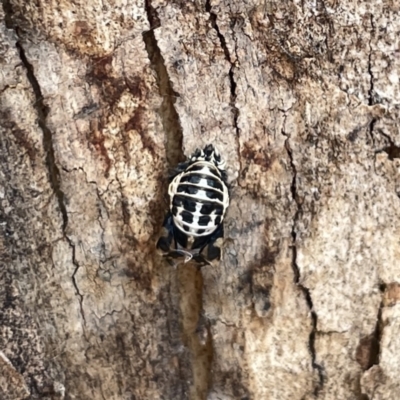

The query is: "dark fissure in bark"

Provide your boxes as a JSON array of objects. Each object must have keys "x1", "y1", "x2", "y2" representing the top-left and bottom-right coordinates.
[
  {"x1": 66, "y1": 237, "x2": 86, "y2": 325},
  {"x1": 15, "y1": 42, "x2": 69, "y2": 231},
  {"x1": 368, "y1": 14, "x2": 375, "y2": 107},
  {"x1": 2, "y1": 0, "x2": 87, "y2": 333},
  {"x1": 381, "y1": 140, "x2": 400, "y2": 161},
  {"x1": 3, "y1": 0, "x2": 68, "y2": 230},
  {"x1": 375, "y1": 130, "x2": 400, "y2": 161},
  {"x1": 143, "y1": 1, "x2": 184, "y2": 168},
  {"x1": 372, "y1": 284, "x2": 386, "y2": 365},
  {"x1": 205, "y1": 0, "x2": 239, "y2": 140},
  {"x1": 285, "y1": 138, "x2": 325, "y2": 396},
  {"x1": 143, "y1": 4, "x2": 213, "y2": 400}
]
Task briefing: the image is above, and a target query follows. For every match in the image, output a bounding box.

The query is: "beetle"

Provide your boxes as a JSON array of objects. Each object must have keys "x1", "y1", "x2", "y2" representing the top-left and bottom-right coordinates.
[{"x1": 157, "y1": 144, "x2": 230, "y2": 266}]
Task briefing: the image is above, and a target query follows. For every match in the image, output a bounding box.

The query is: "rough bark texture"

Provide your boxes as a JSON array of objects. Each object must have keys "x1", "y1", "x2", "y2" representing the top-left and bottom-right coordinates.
[{"x1": 1, "y1": 1, "x2": 400, "y2": 399}]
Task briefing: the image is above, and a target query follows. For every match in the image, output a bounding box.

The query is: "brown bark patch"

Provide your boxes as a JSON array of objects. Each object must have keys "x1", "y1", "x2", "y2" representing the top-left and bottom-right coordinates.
[
  {"x1": 88, "y1": 119, "x2": 111, "y2": 176},
  {"x1": 89, "y1": 55, "x2": 114, "y2": 82},
  {"x1": 356, "y1": 334, "x2": 379, "y2": 370},
  {"x1": 126, "y1": 76, "x2": 145, "y2": 100},
  {"x1": 124, "y1": 259, "x2": 152, "y2": 292},
  {"x1": 125, "y1": 106, "x2": 145, "y2": 133},
  {"x1": 72, "y1": 21, "x2": 92, "y2": 36},
  {"x1": 1, "y1": 110, "x2": 36, "y2": 163},
  {"x1": 382, "y1": 282, "x2": 400, "y2": 306},
  {"x1": 241, "y1": 141, "x2": 273, "y2": 170},
  {"x1": 86, "y1": 55, "x2": 127, "y2": 109}
]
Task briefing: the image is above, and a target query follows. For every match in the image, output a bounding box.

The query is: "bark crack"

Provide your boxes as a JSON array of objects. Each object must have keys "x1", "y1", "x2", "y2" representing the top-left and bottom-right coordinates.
[
  {"x1": 15, "y1": 42, "x2": 69, "y2": 231},
  {"x1": 205, "y1": 0, "x2": 242, "y2": 182},
  {"x1": 17, "y1": 42, "x2": 87, "y2": 324},
  {"x1": 368, "y1": 14, "x2": 377, "y2": 144},
  {"x1": 357, "y1": 285, "x2": 385, "y2": 396},
  {"x1": 375, "y1": 131, "x2": 400, "y2": 161},
  {"x1": 143, "y1": 0, "x2": 184, "y2": 168},
  {"x1": 66, "y1": 237, "x2": 86, "y2": 325},
  {"x1": 143, "y1": 5, "x2": 207, "y2": 399},
  {"x1": 367, "y1": 15, "x2": 376, "y2": 144},
  {"x1": 367, "y1": 15, "x2": 375, "y2": 107},
  {"x1": 206, "y1": 1, "x2": 241, "y2": 176},
  {"x1": 94, "y1": 187, "x2": 108, "y2": 262},
  {"x1": 371, "y1": 284, "x2": 385, "y2": 366},
  {"x1": 284, "y1": 135, "x2": 324, "y2": 396},
  {"x1": 2, "y1": 0, "x2": 14, "y2": 30},
  {"x1": 3, "y1": 1, "x2": 86, "y2": 326}
]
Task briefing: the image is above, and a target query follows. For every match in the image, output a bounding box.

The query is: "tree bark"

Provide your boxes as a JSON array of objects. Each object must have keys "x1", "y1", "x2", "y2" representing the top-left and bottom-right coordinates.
[{"x1": 1, "y1": 1, "x2": 400, "y2": 399}]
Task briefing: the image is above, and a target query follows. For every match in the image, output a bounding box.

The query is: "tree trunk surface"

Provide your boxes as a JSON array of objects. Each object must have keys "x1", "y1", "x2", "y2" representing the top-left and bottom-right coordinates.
[{"x1": 1, "y1": 1, "x2": 399, "y2": 399}]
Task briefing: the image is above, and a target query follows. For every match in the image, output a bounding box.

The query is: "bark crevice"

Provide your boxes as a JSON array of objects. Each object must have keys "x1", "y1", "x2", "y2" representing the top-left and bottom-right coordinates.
[
  {"x1": 372, "y1": 284, "x2": 386, "y2": 366},
  {"x1": 16, "y1": 42, "x2": 88, "y2": 324},
  {"x1": 285, "y1": 136, "x2": 325, "y2": 396},
  {"x1": 143, "y1": 5, "x2": 212, "y2": 400},
  {"x1": 356, "y1": 285, "x2": 385, "y2": 396},
  {"x1": 2, "y1": 0, "x2": 14, "y2": 30},
  {"x1": 368, "y1": 15, "x2": 375, "y2": 107},
  {"x1": 206, "y1": 1, "x2": 241, "y2": 172},
  {"x1": 2, "y1": 1, "x2": 87, "y2": 327},
  {"x1": 143, "y1": 1, "x2": 184, "y2": 167},
  {"x1": 66, "y1": 237, "x2": 86, "y2": 325},
  {"x1": 375, "y1": 131, "x2": 400, "y2": 161},
  {"x1": 15, "y1": 44, "x2": 69, "y2": 231},
  {"x1": 367, "y1": 15, "x2": 376, "y2": 145}
]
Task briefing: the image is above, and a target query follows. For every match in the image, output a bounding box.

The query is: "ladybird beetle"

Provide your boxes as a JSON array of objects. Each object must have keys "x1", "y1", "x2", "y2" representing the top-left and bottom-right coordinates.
[{"x1": 157, "y1": 144, "x2": 230, "y2": 266}]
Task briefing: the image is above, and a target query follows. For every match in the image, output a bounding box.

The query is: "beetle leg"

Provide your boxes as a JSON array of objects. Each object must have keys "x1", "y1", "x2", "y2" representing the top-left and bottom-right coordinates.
[
  {"x1": 156, "y1": 214, "x2": 189, "y2": 266},
  {"x1": 192, "y1": 254, "x2": 210, "y2": 269},
  {"x1": 156, "y1": 213, "x2": 174, "y2": 254},
  {"x1": 202, "y1": 224, "x2": 224, "y2": 263}
]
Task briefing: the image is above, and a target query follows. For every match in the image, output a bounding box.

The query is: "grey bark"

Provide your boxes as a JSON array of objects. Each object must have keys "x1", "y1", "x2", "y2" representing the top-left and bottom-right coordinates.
[{"x1": 1, "y1": 1, "x2": 400, "y2": 399}]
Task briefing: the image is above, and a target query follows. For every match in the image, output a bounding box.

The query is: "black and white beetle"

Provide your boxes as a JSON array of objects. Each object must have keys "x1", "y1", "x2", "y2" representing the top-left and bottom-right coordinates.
[{"x1": 157, "y1": 144, "x2": 230, "y2": 266}]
